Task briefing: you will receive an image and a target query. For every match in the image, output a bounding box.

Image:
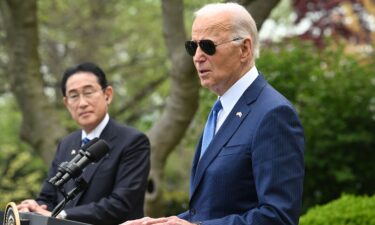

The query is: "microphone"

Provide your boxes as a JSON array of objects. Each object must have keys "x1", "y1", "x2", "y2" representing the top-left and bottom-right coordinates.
[
  {"x1": 49, "y1": 138, "x2": 100, "y2": 185},
  {"x1": 49, "y1": 138, "x2": 110, "y2": 188}
]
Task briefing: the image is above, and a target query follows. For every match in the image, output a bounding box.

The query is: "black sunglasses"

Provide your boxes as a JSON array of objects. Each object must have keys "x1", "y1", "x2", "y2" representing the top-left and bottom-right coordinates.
[{"x1": 185, "y1": 37, "x2": 243, "y2": 56}]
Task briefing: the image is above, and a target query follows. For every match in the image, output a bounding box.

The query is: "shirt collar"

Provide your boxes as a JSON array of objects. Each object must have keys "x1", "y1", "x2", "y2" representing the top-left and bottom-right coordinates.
[
  {"x1": 219, "y1": 66, "x2": 259, "y2": 114},
  {"x1": 81, "y1": 113, "x2": 110, "y2": 140}
]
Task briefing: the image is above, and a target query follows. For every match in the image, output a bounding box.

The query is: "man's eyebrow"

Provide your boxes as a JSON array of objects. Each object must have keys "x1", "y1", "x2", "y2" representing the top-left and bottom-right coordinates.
[{"x1": 67, "y1": 85, "x2": 96, "y2": 93}]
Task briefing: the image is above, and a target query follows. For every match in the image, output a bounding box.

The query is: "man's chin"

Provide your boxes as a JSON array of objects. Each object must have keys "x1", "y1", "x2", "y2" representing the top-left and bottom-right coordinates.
[
  {"x1": 200, "y1": 80, "x2": 211, "y2": 89},
  {"x1": 78, "y1": 120, "x2": 95, "y2": 131}
]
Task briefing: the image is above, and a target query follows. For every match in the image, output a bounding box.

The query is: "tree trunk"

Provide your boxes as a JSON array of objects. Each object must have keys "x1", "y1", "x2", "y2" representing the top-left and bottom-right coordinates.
[
  {"x1": 241, "y1": 0, "x2": 281, "y2": 30},
  {"x1": 145, "y1": 0, "x2": 199, "y2": 216},
  {"x1": 0, "y1": 0, "x2": 67, "y2": 163}
]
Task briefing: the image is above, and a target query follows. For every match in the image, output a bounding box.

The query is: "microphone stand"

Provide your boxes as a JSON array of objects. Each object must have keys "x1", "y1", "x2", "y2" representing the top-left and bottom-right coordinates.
[{"x1": 51, "y1": 178, "x2": 88, "y2": 218}]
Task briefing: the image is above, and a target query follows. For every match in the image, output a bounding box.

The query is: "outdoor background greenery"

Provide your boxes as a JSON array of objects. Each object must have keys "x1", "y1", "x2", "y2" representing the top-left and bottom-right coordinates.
[
  {"x1": 300, "y1": 194, "x2": 375, "y2": 225},
  {"x1": 1, "y1": 0, "x2": 375, "y2": 222},
  {"x1": 1, "y1": 39, "x2": 374, "y2": 215}
]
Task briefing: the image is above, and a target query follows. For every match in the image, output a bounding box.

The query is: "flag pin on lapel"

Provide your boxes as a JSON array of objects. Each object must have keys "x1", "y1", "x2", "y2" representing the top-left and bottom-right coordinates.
[
  {"x1": 236, "y1": 112, "x2": 243, "y2": 118},
  {"x1": 71, "y1": 149, "x2": 76, "y2": 155}
]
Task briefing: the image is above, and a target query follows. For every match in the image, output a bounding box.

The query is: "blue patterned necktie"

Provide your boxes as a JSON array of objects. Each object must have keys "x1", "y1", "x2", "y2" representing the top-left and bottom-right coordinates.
[
  {"x1": 200, "y1": 99, "x2": 222, "y2": 158},
  {"x1": 82, "y1": 137, "x2": 90, "y2": 146}
]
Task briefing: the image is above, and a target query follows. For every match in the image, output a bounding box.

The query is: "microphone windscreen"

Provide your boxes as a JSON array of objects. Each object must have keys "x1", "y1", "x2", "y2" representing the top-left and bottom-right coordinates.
[
  {"x1": 85, "y1": 139, "x2": 110, "y2": 162},
  {"x1": 81, "y1": 137, "x2": 100, "y2": 150}
]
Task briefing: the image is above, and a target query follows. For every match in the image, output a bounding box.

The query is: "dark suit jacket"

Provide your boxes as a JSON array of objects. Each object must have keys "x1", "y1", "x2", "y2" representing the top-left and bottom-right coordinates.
[
  {"x1": 179, "y1": 74, "x2": 304, "y2": 225},
  {"x1": 37, "y1": 119, "x2": 150, "y2": 225}
]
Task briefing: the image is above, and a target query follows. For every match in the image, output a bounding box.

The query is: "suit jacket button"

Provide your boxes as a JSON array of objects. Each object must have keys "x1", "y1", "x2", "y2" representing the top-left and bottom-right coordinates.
[{"x1": 190, "y1": 208, "x2": 196, "y2": 215}]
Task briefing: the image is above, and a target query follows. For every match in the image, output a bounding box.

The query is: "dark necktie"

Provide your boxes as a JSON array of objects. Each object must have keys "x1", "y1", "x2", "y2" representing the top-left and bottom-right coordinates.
[
  {"x1": 200, "y1": 99, "x2": 222, "y2": 158},
  {"x1": 82, "y1": 137, "x2": 90, "y2": 146}
]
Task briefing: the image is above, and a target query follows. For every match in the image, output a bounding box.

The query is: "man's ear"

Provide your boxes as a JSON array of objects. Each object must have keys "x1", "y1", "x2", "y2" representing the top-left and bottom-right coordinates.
[
  {"x1": 104, "y1": 86, "x2": 113, "y2": 103},
  {"x1": 240, "y1": 38, "x2": 252, "y2": 62},
  {"x1": 63, "y1": 97, "x2": 68, "y2": 107}
]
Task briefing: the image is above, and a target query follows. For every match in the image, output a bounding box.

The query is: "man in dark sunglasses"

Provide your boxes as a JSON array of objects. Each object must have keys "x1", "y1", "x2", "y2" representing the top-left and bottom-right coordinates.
[{"x1": 121, "y1": 2, "x2": 304, "y2": 225}]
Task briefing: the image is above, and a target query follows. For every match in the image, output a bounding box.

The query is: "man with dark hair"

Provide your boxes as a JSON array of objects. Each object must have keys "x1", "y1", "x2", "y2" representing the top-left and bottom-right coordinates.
[
  {"x1": 121, "y1": 2, "x2": 304, "y2": 225},
  {"x1": 17, "y1": 62, "x2": 150, "y2": 225}
]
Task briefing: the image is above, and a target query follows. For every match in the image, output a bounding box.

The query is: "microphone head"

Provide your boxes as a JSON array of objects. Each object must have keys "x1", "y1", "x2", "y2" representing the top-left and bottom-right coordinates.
[
  {"x1": 81, "y1": 137, "x2": 100, "y2": 150},
  {"x1": 85, "y1": 139, "x2": 110, "y2": 162}
]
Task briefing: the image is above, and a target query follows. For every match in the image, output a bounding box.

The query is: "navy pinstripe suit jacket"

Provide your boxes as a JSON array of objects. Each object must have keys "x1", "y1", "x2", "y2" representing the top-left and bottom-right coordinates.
[{"x1": 179, "y1": 74, "x2": 304, "y2": 225}]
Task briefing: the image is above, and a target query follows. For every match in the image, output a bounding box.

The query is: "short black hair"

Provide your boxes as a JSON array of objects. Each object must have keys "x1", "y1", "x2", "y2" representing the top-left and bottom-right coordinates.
[{"x1": 61, "y1": 62, "x2": 108, "y2": 96}]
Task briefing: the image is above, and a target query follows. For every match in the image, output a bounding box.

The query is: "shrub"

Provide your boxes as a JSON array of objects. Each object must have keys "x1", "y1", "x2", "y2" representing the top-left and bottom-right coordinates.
[
  {"x1": 258, "y1": 40, "x2": 375, "y2": 210},
  {"x1": 300, "y1": 195, "x2": 375, "y2": 225}
]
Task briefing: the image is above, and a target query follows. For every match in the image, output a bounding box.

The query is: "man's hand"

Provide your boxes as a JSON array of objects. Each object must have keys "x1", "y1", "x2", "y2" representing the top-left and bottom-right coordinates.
[
  {"x1": 120, "y1": 216, "x2": 197, "y2": 225},
  {"x1": 17, "y1": 199, "x2": 51, "y2": 217}
]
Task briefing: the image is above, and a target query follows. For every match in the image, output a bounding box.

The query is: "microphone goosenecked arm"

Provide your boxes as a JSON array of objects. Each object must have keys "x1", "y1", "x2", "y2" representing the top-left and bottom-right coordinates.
[{"x1": 51, "y1": 178, "x2": 88, "y2": 217}]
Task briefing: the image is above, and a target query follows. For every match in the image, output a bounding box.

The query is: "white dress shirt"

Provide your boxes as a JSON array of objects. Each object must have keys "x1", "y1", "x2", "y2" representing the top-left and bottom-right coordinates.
[
  {"x1": 215, "y1": 66, "x2": 259, "y2": 133},
  {"x1": 81, "y1": 113, "x2": 110, "y2": 140}
]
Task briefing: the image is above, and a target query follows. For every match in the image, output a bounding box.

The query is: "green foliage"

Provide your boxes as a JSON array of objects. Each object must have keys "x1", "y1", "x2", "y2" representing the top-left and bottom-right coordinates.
[
  {"x1": 0, "y1": 96, "x2": 46, "y2": 209},
  {"x1": 0, "y1": 95, "x2": 20, "y2": 145},
  {"x1": 0, "y1": 147, "x2": 46, "y2": 209},
  {"x1": 300, "y1": 195, "x2": 375, "y2": 225},
  {"x1": 1, "y1": 0, "x2": 375, "y2": 216},
  {"x1": 37, "y1": 0, "x2": 170, "y2": 129},
  {"x1": 258, "y1": 39, "x2": 375, "y2": 210},
  {"x1": 163, "y1": 191, "x2": 189, "y2": 216}
]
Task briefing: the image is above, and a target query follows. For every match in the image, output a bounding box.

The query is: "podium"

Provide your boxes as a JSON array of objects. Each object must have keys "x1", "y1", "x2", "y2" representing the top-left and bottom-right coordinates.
[
  {"x1": 1, "y1": 205, "x2": 91, "y2": 225},
  {"x1": 18, "y1": 212, "x2": 91, "y2": 225},
  {"x1": 1, "y1": 212, "x2": 90, "y2": 225}
]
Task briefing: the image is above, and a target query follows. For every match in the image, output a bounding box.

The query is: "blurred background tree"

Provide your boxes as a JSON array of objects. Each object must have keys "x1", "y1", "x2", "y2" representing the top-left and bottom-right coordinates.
[
  {"x1": 293, "y1": 0, "x2": 375, "y2": 48},
  {"x1": 0, "y1": 0, "x2": 374, "y2": 218}
]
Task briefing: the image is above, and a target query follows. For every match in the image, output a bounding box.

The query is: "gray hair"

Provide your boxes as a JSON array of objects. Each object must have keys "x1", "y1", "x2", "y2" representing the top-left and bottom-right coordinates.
[{"x1": 194, "y1": 2, "x2": 259, "y2": 58}]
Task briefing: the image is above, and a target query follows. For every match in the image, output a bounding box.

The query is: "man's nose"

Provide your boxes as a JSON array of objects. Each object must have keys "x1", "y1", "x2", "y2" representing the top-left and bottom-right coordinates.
[
  {"x1": 78, "y1": 94, "x2": 89, "y2": 106},
  {"x1": 193, "y1": 46, "x2": 207, "y2": 62}
]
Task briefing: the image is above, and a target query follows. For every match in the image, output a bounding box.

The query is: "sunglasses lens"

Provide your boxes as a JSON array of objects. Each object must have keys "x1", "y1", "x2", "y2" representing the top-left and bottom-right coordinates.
[
  {"x1": 199, "y1": 40, "x2": 216, "y2": 55},
  {"x1": 185, "y1": 41, "x2": 197, "y2": 56},
  {"x1": 185, "y1": 40, "x2": 216, "y2": 56}
]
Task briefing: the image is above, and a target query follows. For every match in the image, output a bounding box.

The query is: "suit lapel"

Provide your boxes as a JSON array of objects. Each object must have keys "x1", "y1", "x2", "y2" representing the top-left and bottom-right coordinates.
[
  {"x1": 190, "y1": 99, "x2": 251, "y2": 196},
  {"x1": 69, "y1": 119, "x2": 116, "y2": 206},
  {"x1": 63, "y1": 133, "x2": 83, "y2": 208},
  {"x1": 64, "y1": 135, "x2": 82, "y2": 193},
  {"x1": 190, "y1": 74, "x2": 267, "y2": 199},
  {"x1": 190, "y1": 135, "x2": 203, "y2": 197}
]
